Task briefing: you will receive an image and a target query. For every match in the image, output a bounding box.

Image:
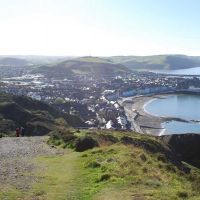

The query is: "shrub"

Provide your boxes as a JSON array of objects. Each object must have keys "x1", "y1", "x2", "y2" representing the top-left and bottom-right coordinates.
[
  {"x1": 157, "y1": 154, "x2": 167, "y2": 163},
  {"x1": 140, "y1": 153, "x2": 147, "y2": 162},
  {"x1": 75, "y1": 136, "x2": 99, "y2": 152},
  {"x1": 99, "y1": 174, "x2": 111, "y2": 182},
  {"x1": 120, "y1": 136, "x2": 134, "y2": 144},
  {"x1": 48, "y1": 130, "x2": 78, "y2": 148},
  {"x1": 142, "y1": 167, "x2": 148, "y2": 173},
  {"x1": 62, "y1": 133, "x2": 77, "y2": 143},
  {"x1": 87, "y1": 161, "x2": 101, "y2": 168},
  {"x1": 177, "y1": 191, "x2": 188, "y2": 198},
  {"x1": 166, "y1": 164, "x2": 176, "y2": 173},
  {"x1": 99, "y1": 134, "x2": 118, "y2": 144}
]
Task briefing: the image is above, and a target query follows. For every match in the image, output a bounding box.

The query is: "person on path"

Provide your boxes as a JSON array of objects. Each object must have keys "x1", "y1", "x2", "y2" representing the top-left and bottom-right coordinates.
[
  {"x1": 16, "y1": 128, "x2": 20, "y2": 137},
  {"x1": 20, "y1": 127, "x2": 25, "y2": 137}
]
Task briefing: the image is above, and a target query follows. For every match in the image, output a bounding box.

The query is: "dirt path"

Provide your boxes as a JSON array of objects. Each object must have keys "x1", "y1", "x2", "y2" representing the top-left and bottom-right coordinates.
[{"x1": 0, "y1": 136, "x2": 61, "y2": 191}]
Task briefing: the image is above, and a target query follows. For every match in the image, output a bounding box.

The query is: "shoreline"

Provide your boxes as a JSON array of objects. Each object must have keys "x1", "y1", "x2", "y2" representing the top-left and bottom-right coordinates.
[
  {"x1": 121, "y1": 93, "x2": 196, "y2": 136},
  {"x1": 121, "y1": 94, "x2": 165, "y2": 136}
]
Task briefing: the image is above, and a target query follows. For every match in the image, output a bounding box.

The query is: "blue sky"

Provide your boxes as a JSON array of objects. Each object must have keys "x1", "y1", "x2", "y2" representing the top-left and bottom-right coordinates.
[{"x1": 0, "y1": 0, "x2": 200, "y2": 56}]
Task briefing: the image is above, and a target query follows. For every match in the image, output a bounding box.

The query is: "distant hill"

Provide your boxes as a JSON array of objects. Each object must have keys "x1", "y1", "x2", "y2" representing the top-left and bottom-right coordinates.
[
  {"x1": 76, "y1": 56, "x2": 112, "y2": 63},
  {"x1": 0, "y1": 56, "x2": 74, "y2": 66},
  {"x1": 14, "y1": 55, "x2": 71, "y2": 65},
  {"x1": 109, "y1": 55, "x2": 200, "y2": 70},
  {"x1": 0, "y1": 57, "x2": 29, "y2": 66},
  {"x1": 0, "y1": 93, "x2": 84, "y2": 136},
  {"x1": 34, "y1": 58, "x2": 130, "y2": 78},
  {"x1": 2, "y1": 55, "x2": 200, "y2": 72}
]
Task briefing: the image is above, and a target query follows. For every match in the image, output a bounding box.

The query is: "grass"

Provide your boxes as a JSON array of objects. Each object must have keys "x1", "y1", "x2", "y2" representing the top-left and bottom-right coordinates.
[
  {"x1": 2, "y1": 130, "x2": 200, "y2": 199},
  {"x1": 30, "y1": 143, "x2": 200, "y2": 199},
  {"x1": 0, "y1": 186, "x2": 23, "y2": 200},
  {"x1": 77, "y1": 56, "x2": 112, "y2": 63}
]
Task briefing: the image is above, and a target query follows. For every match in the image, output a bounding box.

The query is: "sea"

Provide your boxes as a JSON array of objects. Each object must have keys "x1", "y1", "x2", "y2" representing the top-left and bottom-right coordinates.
[
  {"x1": 152, "y1": 66, "x2": 200, "y2": 76},
  {"x1": 145, "y1": 94, "x2": 200, "y2": 135}
]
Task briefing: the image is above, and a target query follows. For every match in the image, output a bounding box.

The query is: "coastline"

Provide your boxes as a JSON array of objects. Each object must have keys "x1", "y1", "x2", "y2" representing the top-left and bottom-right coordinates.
[
  {"x1": 120, "y1": 94, "x2": 186, "y2": 136},
  {"x1": 121, "y1": 92, "x2": 200, "y2": 136}
]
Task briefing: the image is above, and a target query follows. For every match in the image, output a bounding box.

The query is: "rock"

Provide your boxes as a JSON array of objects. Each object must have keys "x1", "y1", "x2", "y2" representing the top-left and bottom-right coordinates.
[{"x1": 162, "y1": 134, "x2": 200, "y2": 168}]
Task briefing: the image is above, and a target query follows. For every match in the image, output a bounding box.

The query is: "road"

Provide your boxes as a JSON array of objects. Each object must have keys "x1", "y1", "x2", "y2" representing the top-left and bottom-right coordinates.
[{"x1": 0, "y1": 136, "x2": 59, "y2": 190}]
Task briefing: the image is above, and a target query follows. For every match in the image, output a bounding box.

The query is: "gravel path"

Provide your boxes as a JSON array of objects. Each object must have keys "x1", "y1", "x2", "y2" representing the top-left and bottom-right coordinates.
[{"x1": 0, "y1": 136, "x2": 60, "y2": 190}]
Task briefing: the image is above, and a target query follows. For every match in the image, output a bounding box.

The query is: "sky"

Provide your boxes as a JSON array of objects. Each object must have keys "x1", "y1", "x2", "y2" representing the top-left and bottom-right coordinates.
[{"x1": 0, "y1": 0, "x2": 200, "y2": 56}]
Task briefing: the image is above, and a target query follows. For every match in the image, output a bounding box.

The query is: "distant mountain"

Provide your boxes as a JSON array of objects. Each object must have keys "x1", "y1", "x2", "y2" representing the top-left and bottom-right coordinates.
[
  {"x1": 0, "y1": 93, "x2": 84, "y2": 136},
  {"x1": 13, "y1": 55, "x2": 71, "y2": 65},
  {"x1": 34, "y1": 57, "x2": 130, "y2": 78},
  {"x1": 2, "y1": 55, "x2": 200, "y2": 72},
  {"x1": 0, "y1": 57, "x2": 29, "y2": 66},
  {"x1": 0, "y1": 55, "x2": 74, "y2": 66},
  {"x1": 76, "y1": 56, "x2": 112, "y2": 63},
  {"x1": 109, "y1": 55, "x2": 200, "y2": 70}
]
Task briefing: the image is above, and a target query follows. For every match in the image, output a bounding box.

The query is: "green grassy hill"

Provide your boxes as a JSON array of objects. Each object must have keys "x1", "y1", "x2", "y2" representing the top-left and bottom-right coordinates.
[
  {"x1": 2, "y1": 55, "x2": 200, "y2": 71},
  {"x1": 44, "y1": 130, "x2": 200, "y2": 199},
  {"x1": 76, "y1": 56, "x2": 112, "y2": 63},
  {"x1": 109, "y1": 55, "x2": 200, "y2": 70},
  {"x1": 35, "y1": 55, "x2": 200, "y2": 77},
  {"x1": 0, "y1": 93, "x2": 84, "y2": 136},
  {"x1": 4, "y1": 129, "x2": 200, "y2": 200},
  {"x1": 34, "y1": 58, "x2": 130, "y2": 78}
]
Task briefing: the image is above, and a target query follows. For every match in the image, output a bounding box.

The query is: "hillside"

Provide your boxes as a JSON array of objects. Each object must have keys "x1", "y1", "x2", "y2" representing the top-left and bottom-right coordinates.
[
  {"x1": 33, "y1": 58, "x2": 130, "y2": 78},
  {"x1": 13, "y1": 55, "x2": 71, "y2": 65},
  {"x1": 2, "y1": 130, "x2": 200, "y2": 199},
  {"x1": 0, "y1": 57, "x2": 29, "y2": 66},
  {"x1": 2, "y1": 55, "x2": 200, "y2": 73},
  {"x1": 109, "y1": 55, "x2": 200, "y2": 70},
  {"x1": 76, "y1": 56, "x2": 113, "y2": 63},
  {"x1": 1, "y1": 55, "x2": 200, "y2": 71},
  {"x1": 34, "y1": 55, "x2": 200, "y2": 77},
  {"x1": 0, "y1": 93, "x2": 84, "y2": 136},
  {"x1": 0, "y1": 55, "x2": 73, "y2": 65}
]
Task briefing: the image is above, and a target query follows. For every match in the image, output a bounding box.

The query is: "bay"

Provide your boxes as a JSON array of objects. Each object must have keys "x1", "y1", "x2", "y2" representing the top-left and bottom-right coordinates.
[
  {"x1": 151, "y1": 66, "x2": 200, "y2": 75},
  {"x1": 145, "y1": 94, "x2": 200, "y2": 135}
]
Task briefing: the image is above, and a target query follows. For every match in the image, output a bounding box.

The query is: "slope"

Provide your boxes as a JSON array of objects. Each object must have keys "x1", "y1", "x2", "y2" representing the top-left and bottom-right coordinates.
[
  {"x1": 34, "y1": 58, "x2": 130, "y2": 78},
  {"x1": 2, "y1": 130, "x2": 200, "y2": 200},
  {"x1": 109, "y1": 55, "x2": 200, "y2": 70},
  {"x1": 0, "y1": 92, "x2": 84, "y2": 136},
  {"x1": 0, "y1": 57, "x2": 29, "y2": 66}
]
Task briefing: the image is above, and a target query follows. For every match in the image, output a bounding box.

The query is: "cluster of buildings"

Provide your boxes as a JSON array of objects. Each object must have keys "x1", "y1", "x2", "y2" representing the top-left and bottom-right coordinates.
[
  {"x1": 1, "y1": 67, "x2": 200, "y2": 130},
  {"x1": 104, "y1": 73, "x2": 200, "y2": 101}
]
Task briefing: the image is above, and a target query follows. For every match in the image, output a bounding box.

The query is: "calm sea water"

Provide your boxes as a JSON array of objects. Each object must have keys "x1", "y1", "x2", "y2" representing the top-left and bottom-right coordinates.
[
  {"x1": 152, "y1": 66, "x2": 200, "y2": 75},
  {"x1": 145, "y1": 94, "x2": 200, "y2": 135}
]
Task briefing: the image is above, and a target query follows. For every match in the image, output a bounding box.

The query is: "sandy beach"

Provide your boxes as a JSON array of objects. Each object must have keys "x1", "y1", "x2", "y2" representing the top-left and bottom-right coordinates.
[{"x1": 121, "y1": 95, "x2": 169, "y2": 136}]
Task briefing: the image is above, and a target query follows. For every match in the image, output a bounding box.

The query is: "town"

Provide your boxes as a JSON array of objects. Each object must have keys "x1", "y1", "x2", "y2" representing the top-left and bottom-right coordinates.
[{"x1": 1, "y1": 65, "x2": 200, "y2": 130}]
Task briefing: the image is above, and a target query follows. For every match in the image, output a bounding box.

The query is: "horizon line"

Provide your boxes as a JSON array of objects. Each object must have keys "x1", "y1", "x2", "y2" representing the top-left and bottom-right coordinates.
[{"x1": 0, "y1": 53, "x2": 199, "y2": 57}]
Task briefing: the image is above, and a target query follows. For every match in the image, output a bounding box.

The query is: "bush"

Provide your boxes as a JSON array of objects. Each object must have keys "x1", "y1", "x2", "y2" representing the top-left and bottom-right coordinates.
[
  {"x1": 87, "y1": 161, "x2": 101, "y2": 168},
  {"x1": 75, "y1": 136, "x2": 99, "y2": 152},
  {"x1": 99, "y1": 174, "x2": 111, "y2": 182},
  {"x1": 177, "y1": 191, "x2": 188, "y2": 198},
  {"x1": 142, "y1": 167, "x2": 148, "y2": 173},
  {"x1": 157, "y1": 154, "x2": 167, "y2": 163},
  {"x1": 99, "y1": 134, "x2": 118, "y2": 144},
  {"x1": 140, "y1": 153, "x2": 147, "y2": 162},
  {"x1": 62, "y1": 133, "x2": 77, "y2": 143},
  {"x1": 166, "y1": 164, "x2": 176, "y2": 173},
  {"x1": 48, "y1": 130, "x2": 78, "y2": 148}
]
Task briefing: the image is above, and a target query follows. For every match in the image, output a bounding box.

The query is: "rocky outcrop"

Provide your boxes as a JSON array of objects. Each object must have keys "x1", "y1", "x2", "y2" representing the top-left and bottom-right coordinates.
[{"x1": 162, "y1": 134, "x2": 200, "y2": 168}]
